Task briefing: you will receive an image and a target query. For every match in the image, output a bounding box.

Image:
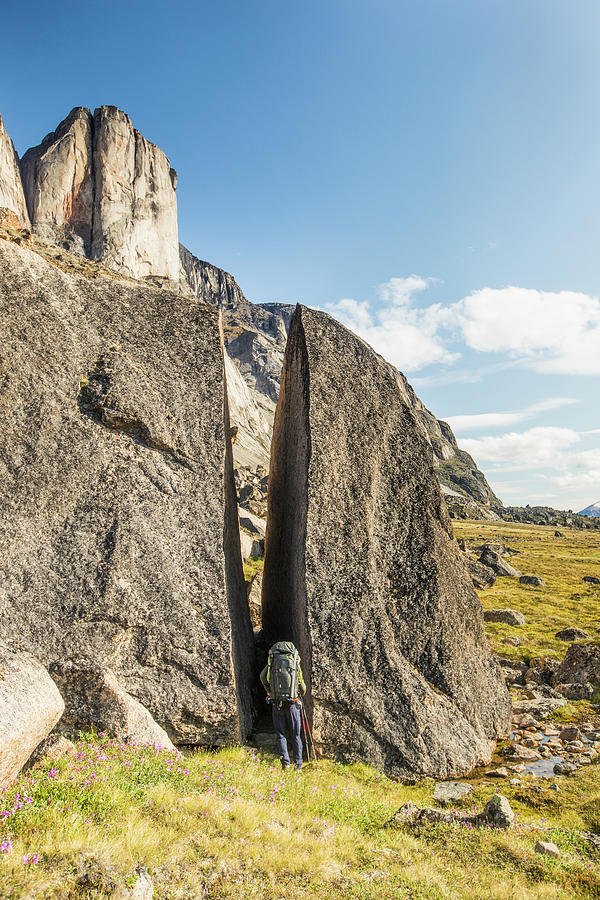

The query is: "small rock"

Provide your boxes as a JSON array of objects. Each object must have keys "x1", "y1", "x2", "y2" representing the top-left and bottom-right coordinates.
[
  {"x1": 560, "y1": 725, "x2": 581, "y2": 742},
  {"x1": 484, "y1": 609, "x2": 525, "y2": 626},
  {"x1": 554, "y1": 531, "x2": 565, "y2": 537},
  {"x1": 549, "y1": 783, "x2": 560, "y2": 792},
  {"x1": 555, "y1": 628, "x2": 590, "y2": 642},
  {"x1": 485, "y1": 767, "x2": 509, "y2": 777},
  {"x1": 484, "y1": 794, "x2": 515, "y2": 829},
  {"x1": 553, "y1": 760, "x2": 577, "y2": 775},
  {"x1": 433, "y1": 781, "x2": 473, "y2": 805},
  {"x1": 509, "y1": 744, "x2": 541, "y2": 761},
  {"x1": 503, "y1": 636, "x2": 522, "y2": 647},
  {"x1": 583, "y1": 576, "x2": 600, "y2": 585},
  {"x1": 129, "y1": 868, "x2": 154, "y2": 900},
  {"x1": 535, "y1": 841, "x2": 560, "y2": 859},
  {"x1": 519, "y1": 575, "x2": 546, "y2": 587},
  {"x1": 509, "y1": 778, "x2": 522, "y2": 785}
]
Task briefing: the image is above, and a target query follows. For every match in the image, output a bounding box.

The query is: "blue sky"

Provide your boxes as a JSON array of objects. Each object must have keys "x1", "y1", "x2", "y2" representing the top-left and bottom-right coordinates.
[{"x1": 3, "y1": 0, "x2": 599, "y2": 510}]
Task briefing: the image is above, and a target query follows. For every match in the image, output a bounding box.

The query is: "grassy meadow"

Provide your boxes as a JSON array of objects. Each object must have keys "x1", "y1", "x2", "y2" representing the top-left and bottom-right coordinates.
[{"x1": 1, "y1": 521, "x2": 600, "y2": 899}]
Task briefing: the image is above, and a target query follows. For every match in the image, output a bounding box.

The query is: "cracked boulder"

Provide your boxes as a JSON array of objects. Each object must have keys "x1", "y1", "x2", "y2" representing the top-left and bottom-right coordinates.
[
  {"x1": 0, "y1": 238, "x2": 254, "y2": 746},
  {"x1": 262, "y1": 305, "x2": 511, "y2": 780}
]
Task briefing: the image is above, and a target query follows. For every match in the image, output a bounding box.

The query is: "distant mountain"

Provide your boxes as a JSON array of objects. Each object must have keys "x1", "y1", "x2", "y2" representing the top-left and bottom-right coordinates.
[{"x1": 579, "y1": 501, "x2": 600, "y2": 518}]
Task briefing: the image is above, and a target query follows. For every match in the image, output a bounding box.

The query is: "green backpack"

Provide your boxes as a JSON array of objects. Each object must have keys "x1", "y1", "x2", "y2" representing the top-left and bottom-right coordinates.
[{"x1": 268, "y1": 642, "x2": 299, "y2": 704}]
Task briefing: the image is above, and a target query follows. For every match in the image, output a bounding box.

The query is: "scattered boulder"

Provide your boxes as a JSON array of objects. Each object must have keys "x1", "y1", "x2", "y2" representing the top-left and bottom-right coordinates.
[
  {"x1": 583, "y1": 576, "x2": 600, "y2": 585},
  {"x1": 485, "y1": 766, "x2": 510, "y2": 777},
  {"x1": 484, "y1": 795, "x2": 515, "y2": 829},
  {"x1": 508, "y1": 744, "x2": 541, "y2": 761},
  {"x1": 432, "y1": 782, "x2": 473, "y2": 805},
  {"x1": 554, "y1": 643, "x2": 600, "y2": 699},
  {"x1": 535, "y1": 841, "x2": 560, "y2": 859},
  {"x1": 475, "y1": 542, "x2": 521, "y2": 557},
  {"x1": 503, "y1": 636, "x2": 522, "y2": 647},
  {"x1": 388, "y1": 794, "x2": 514, "y2": 830},
  {"x1": 553, "y1": 760, "x2": 577, "y2": 776},
  {"x1": 512, "y1": 698, "x2": 568, "y2": 718},
  {"x1": 466, "y1": 556, "x2": 496, "y2": 589},
  {"x1": 519, "y1": 575, "x2": 545, "y2": 587},
  {"x1": 524, "y1": 657, "x2": 559, "y2": 685},
  {"x1": 555, "y1": 628, "x2": 590, "y2": 642},
  {"x1": 478, "y1": 549, "x2": 522, "y2": 578},
  {"x1": 484, "y1": 609, "x2": 525, "y2": 626},
  {"x1": 559, "y1": 725, "x2": 582, "y2": 742},
  {"x1": 0, "y1": 646, "x2": 65, "y2": 789},
  {"x1": 49, "y1": 662, "x2": 176, "y2": 749},
  {"x1": 554, "y1": 531, "x2": 565, "y2": 537},
  {"x1": 262, "y1": 305, "x2": 511, "y2": 779}
]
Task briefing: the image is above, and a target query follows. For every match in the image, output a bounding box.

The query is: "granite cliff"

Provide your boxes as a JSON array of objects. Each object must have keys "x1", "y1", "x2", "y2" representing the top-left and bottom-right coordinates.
[
  {"x1": 20, "y1": 106, "x2": 179, "y2": 279},
  {"x1": 0, "y1": 114, "x2": 30, "y2": 228}
]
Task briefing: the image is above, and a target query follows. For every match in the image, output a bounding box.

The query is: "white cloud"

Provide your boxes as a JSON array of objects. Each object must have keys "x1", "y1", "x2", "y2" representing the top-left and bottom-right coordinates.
[
  {"x1": 457, "y1": 427, "x2": 582, "y2": 470},
  {"x1": 325, "y1": 277, "x2": 458, "y2": 372},
  {"x1": 453, "y1": 287, "x2": 600, "y2": 375},
  {"x1": 444, "y1": 397, "x2": 579, "y2": 432},
  {"x1": 325, "y1": 278, "x2": 600, "y2": 376},
  {"x1": 378, "y1": 275, "x2": 432, "y2": 306}
]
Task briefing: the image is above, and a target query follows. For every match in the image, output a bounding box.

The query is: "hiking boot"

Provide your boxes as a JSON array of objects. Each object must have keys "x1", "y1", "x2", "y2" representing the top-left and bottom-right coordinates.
[
  {"x1": 295, "y1": 763, "x2": 303, "y2": 771},
  {"x1": 281, "y1": 760, "x2": 290, "y2": 770}
]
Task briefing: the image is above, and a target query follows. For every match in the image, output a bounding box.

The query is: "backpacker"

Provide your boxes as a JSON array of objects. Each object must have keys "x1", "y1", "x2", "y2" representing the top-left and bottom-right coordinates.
[{"x1": 268, "y1": 642, "x2": 299, "y2": 705}]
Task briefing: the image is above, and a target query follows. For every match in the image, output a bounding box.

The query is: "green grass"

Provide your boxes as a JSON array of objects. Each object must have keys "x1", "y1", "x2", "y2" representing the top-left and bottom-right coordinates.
[
  {"x1": 2, "y1": 735, "x2": 600, "y2": 898},
  {"x1": 3, "y1": 522, "x2": 600, "y2": 898},
  {"x1": 243, "y1": 555, "x2": 264, "y2": 583},
  {"x1": 453, "y1": 520, "x2": 600, "y2": 662}
]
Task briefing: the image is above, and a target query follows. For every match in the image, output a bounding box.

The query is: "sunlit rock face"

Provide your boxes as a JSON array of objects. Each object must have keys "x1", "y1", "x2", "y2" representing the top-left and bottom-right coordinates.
[
  {"x1": 20, "y1": 106, "x2": 179, "y2": 280},
  {"x1": 0, "y1": 114, "x2": 30, "y2": 227}
]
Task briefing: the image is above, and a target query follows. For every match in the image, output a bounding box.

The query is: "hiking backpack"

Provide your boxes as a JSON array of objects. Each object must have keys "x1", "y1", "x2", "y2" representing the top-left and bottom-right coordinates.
[{"x1": 268, "y1": 647, "x2": 299, "y2": 704}]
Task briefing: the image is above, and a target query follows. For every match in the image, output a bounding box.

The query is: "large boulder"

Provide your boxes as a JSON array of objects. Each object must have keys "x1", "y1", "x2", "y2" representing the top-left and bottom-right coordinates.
[
  {"x1": 554, "y1": 642, "x2": 600, "y2": 696},
  {"x1": 20, "y1": 106, "x2": 179, "y2": 280},
  {"x1": 262, "y1": 305, "x2": 511, "y2": 779},
  {"x1": 478, "y1": 549, "x2": 522, "y2": 578},
  {"x1": 0, "y1": 114, "x2": 30, "y2": 227},
  {"x1": 465, "y1": 556, "x2": 496, "y2": 589},
  {"x1": 484, "y1": 609, "x2": 525, "y2": 626},
  {"x1": 0, "y1": 646, "x2": 64, "y2": 789},
  {"x1": 0, "y1": 238, "x2": 255, "y2": 746},
  {"x1": 50, "y1": 662, "x2": 175, "y2": 749}
]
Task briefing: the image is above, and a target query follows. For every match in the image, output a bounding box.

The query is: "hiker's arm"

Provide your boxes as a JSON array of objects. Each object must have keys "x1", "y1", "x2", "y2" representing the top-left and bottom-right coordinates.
[
  {"x1": 260, "y1": 665, "x2": 270, "y2": 693},
  {"x1": 298, "y1": 665, "x2": 306, "y2": 696}
]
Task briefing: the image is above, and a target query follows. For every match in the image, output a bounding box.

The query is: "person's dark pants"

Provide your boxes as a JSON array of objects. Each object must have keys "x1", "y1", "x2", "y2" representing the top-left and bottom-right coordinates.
[{"x1": 272, "y1": 701, "x2": 303, "y2": 767}]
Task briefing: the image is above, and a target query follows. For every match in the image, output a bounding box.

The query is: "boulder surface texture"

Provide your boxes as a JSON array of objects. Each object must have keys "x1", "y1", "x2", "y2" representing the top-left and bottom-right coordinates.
[
  {"x1": 262, "y1": 305, "x2": 511, "y2": 779},
  {"x1": 0, "y1": 238, "x2": 254, "y2": 745},
  {"x1": 0, "y1": 645, "x2": 64, "y2": 789},
  {"x1": 20, "y1": 106, "x2": 179, "y2": 279}
]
